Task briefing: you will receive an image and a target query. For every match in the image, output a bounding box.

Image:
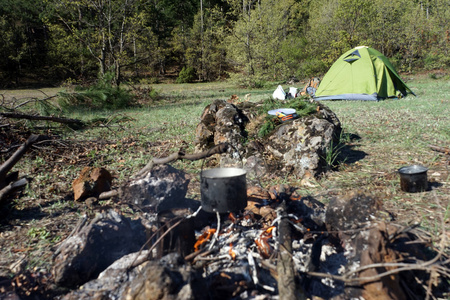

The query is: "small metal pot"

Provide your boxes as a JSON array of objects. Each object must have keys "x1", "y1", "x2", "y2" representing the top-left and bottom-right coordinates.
[
  {"x1": 200, "y1": 168, "x2": 247, "y2": 213},
  {"x1": 398, "y1": 165, "x2": 428, "y2": 193}
]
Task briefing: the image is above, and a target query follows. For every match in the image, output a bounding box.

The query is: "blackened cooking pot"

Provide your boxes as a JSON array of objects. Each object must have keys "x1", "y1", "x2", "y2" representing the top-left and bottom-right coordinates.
[
  {"x1": 398, "y1": 165, "x2": 428, "y2": 193},
  {"x1": 200, "y1": 167, "x2": 247, "y2": 213}
]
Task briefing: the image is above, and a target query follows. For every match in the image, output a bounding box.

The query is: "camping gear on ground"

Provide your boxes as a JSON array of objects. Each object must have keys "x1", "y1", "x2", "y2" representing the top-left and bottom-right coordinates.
[
  {"x1": 272, "y1": 85, "x2": 286, "y2": 100},
  {"x1": 268, "y1": 108, "x2": 298, "y2": 123},
  {"x1": 200, "y1": 167, "x2": 247, "y2": 213},
  {"x1": 300, "y1": 77, "x2": 321, "y2": 97},
  {"x1": 314, "y1": 46, "x2": 415, "y2": 101},
  {"x1": 398, "y1": 165, "x2": 428, "y2": 193},
  {"x1": 288, "y1": 87, "x2": 298, "y2": 98}
]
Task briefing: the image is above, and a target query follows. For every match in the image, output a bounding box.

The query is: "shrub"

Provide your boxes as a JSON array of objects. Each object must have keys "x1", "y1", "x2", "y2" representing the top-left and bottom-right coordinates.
[
  {"x1": 57, "y1": 72, "x2": 135, "y2": 110},
  {"x1": 176, "y1": 66, "x2": 196, "y2": 83}
]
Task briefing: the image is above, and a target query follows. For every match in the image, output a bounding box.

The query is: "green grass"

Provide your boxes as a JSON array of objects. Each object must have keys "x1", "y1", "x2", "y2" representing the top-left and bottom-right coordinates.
[{"x1": 1, "y1": 74, "x2": 449, "y2": 273}]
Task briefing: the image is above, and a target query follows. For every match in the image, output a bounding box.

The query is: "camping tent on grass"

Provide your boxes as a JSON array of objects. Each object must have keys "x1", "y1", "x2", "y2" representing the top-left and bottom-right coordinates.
[{"x1": 314, "y1": 46, "x2": 415, "y2": 101}]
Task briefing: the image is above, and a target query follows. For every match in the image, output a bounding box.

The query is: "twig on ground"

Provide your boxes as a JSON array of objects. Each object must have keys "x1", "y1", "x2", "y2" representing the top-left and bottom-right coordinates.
[
  {"x1": 429, "y1": 144, "x2": 450, "y2": 155},
  {"x1": 12, "y1": 95, "x2": 58, "y2": 110}
]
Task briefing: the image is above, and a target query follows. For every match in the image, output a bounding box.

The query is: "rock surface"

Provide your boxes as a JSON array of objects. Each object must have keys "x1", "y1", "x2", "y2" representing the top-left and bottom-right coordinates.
[
  {"x1": 52, "y1": 210, "x2": 146, "y2": 288},
  {"x1": 194, "y1": 99, "x2": 341, "y2": 179},
  {"x1": 62, "y1": 252, "x2": 194, "y2": 300},
  {"x1": 72, "y1": 167, "x2": 112, "y2": 201},
  {"x1": 194, "y1": 99, "x2": 248, "y2": 154},
  {"x1": 123, "y1": 164, "x2": 190, "y2": 212}
]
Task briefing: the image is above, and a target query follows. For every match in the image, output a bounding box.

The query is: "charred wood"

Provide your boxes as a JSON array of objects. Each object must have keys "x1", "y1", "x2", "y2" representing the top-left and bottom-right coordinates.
[
  {"x1": 276, "y1": 202, "x2": 306, "y2": 300},
  {"x1": 0, "y1": 177, "x2": 28, "y2": 204},
  {"x1": 0, "y1": 134, "x2": 46, "y2": 184},
  {"x1": 0, "y1": 134, "x2": 47, "y2": 203}
]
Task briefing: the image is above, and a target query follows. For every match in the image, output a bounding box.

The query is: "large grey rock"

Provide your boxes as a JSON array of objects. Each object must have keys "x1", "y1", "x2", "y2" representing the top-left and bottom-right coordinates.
[
  {"x1": 53, "y1": 210, "x2": 146, "y2": 288},
  {"x1": 124, "y1": 164, "x2": 190, "y2": 211},
  {"x1": 62, "y1": 253, "x2": 194, "y2": 300},
  {"x1": 194, "y1": 99, "x2": 341, "y2": 179},
  {"x1": 267, "y1": 105, "x2": 341, "y2": 178},
  {"x1": 194, "y1": 99, "x2": 248, "y2": 153}
]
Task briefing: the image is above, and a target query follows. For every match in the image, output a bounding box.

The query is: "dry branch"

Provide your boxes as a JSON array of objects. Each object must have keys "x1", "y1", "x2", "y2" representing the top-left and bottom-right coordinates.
[
  {"x1": 12, "y1": 95, "x2": 58, "y2": 110},
  {"x1": 276, "y1": 202, "x2": 306, "y2": 300},
  {"x1": 99, "y1": 143, "x2": 230, "y2": 200},
  {"x1": 135, "y1": 143, "x2": 230, "y2": 178},
  {"x1": 429, "y1": 144, "x2": 450, "y2": 155},
  {"x1": 0, "y1": 178, "x2": 28, "y2": 204},
  {"x1": 0, "y1": 134, "x2": 46, "y2": 184},
  {"x1": 0, "y1": 134, "x2": 48, "y2": 203},
  {"x1": 0, "y1": 112, "x2": 84, "y2": 127}
]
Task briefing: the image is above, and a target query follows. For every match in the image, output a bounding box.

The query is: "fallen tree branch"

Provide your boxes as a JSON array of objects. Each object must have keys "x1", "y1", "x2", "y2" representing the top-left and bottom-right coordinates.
[
  {"x1": 0, "y1": 134, "x2": 46, "y2": 184},
  {"x1": 99, "y1": 143, "x2": 230, "y2": 200},
  {"x1": 305, "y1": 238, "x2": 449, "y2": 285},
  {"x1": 0, "y1": 178, "x2": 29, "y2": 205},
  {"x1": 306, "y1": 259, "x2": 449, "y2": 285},
  {"x1": 135, "y1": 143, "x2": 230, "y2": 178},
  {"x1": 0, "y1": 112, "x2": 84, "y2": 127},
  {"x1": 12, "y1": 95, "x2": 58, "y2": 110},
  {"x1": 429, "y1": 144, "x2": 449, "y2": 155}
]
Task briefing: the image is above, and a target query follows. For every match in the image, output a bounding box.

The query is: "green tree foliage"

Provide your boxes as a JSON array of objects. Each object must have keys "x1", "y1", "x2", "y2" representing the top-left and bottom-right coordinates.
[
  {"x1": 308, "y1": 0, "x2": 376, "y2": 65},
  {"x1": 1, "y1": 0, "x2": 449, "y2": 88},
  {"x1": 43, "y1": 0, "x2": 156, "y2": 85},
  {"x1": 176, "y1": 66, "x2": 196, "y2": 83},
  {"x1": 143, "y1": 0, "x2": 198, "y2": 75},
  {"x1": 226, "y1": 0, "x2": 304, "y2": 86},
  {"x1": 0, "y1": 0, "x2": 49, "y2": 86},
  {"x1": 308, "y1": 0, "x2": 450, "y2": 72},
  {"x1": 184, "y1": 5, "x2": 228, "y2": 81}
]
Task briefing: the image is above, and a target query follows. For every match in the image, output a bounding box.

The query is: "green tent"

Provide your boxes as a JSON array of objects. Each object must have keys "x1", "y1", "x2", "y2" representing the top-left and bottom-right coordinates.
[{"x1": 314, "y1": 46, "x2": 415, "y2": 101}]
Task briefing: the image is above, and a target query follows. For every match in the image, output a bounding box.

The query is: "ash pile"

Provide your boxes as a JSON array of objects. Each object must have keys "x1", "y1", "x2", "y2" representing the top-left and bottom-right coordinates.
[{"x1": 50, "y1": 175, "x2": 449, "y2": 300}]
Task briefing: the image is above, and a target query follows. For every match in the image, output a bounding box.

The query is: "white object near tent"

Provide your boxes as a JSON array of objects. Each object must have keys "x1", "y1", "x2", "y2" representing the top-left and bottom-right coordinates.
[
  {"x1": 288, "y1": 87, "x2": 298, "y2": 98},
  {"x1": 272, "y1": 85, "x2": 286, "y2": 100}
]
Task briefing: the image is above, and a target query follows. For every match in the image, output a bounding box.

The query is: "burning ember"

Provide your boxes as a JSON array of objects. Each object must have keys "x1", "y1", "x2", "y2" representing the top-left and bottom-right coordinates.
[
  {"x1": 255, "y1": 226, "x2": 276, "y2": 259},
  {"x1": 194, "y1": 227, "x2": 217, "y2": 252},
  {"x1": 228, "y1": 243, "x2": 236, "y2": 261}
]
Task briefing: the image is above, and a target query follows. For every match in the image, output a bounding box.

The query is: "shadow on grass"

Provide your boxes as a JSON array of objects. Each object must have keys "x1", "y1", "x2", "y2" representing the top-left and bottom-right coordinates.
[
  {"x1": 427, "y1": 181, "x2": 444, "y2": 191},
  {"x1": 337, "y1": 133, "x2": 367, "y2": 165},
  {"x1": 0, "y1": 194, "x2": 77, "y2": 227}
]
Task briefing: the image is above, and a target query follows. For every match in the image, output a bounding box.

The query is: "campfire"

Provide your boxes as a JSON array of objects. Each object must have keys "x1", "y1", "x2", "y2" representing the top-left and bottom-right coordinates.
[{"x1": 51, "y1": 181, "x2": 449, "y2": 300}]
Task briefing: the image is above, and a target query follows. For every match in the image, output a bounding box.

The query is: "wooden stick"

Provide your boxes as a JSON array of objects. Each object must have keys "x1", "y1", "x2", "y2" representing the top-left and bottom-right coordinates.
[
  {"x1": 429, "y1": 144, "x2": 449, "y2": 154},
  {"x1": 0, "y1": 134, "x2": 46, "y2": 184},
  {"x1": 276, "y1": 202, "x2": 306, "y2": 300},
  {"x1": 0, "y1": 178, "x2": 28, "y2": 204},
  {"x1": 99, "y1": 143, "x2": 231, "y2": 200}
]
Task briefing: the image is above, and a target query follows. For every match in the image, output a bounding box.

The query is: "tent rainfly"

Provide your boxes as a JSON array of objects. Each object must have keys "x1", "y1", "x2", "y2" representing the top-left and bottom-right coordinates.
[{"x1": 314, "y1": 46, "x2": 415, "y2": 101}]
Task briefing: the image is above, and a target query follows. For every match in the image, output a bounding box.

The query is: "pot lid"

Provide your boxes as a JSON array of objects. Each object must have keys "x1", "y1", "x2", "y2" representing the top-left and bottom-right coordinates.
[{"x1": 398, "y1": 165, "x2": 428, "y2": 174}]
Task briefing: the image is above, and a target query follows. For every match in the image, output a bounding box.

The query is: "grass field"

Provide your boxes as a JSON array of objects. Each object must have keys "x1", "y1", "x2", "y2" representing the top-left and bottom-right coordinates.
[{"x1": 0, "y1": 73, "x2": 449, "y2": 277}]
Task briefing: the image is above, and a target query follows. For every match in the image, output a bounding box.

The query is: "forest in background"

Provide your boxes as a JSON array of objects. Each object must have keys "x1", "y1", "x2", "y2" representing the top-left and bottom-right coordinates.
[{"x1": 1, "y1": 0, "x2": 449, "y2": 88}]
